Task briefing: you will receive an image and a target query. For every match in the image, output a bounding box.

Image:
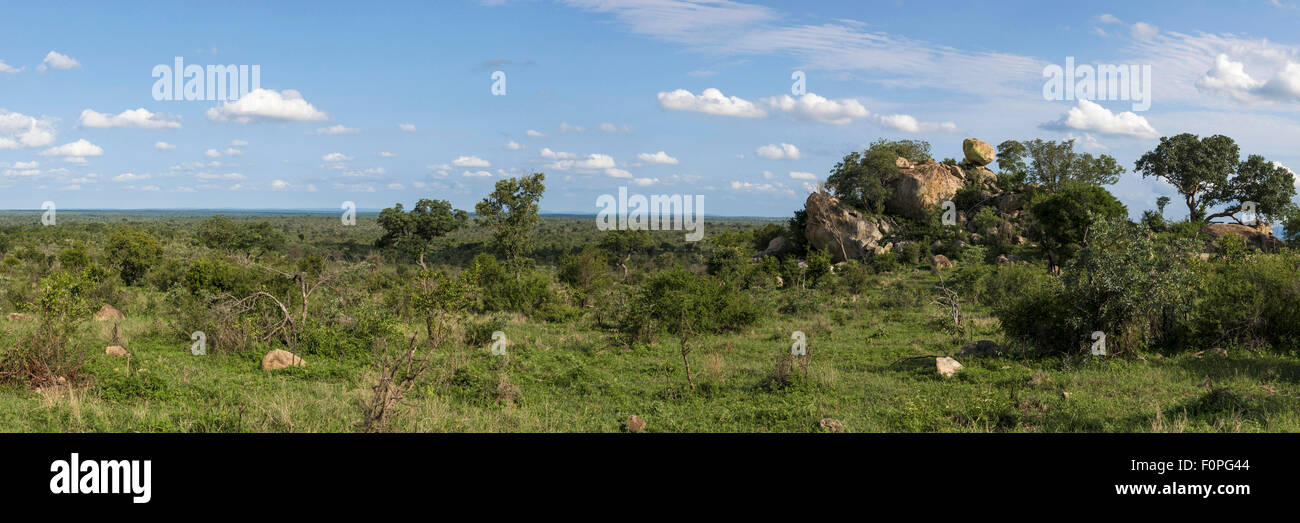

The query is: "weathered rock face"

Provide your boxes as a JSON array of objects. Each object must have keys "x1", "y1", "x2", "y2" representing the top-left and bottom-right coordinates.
[
  {"x1": 94, "y1": 305, "x2": 125, "y2": 322},
  {"x1": 936, "y1": 357, "x2": 963, "y2": 378},
  {"x1": 261, "y1": 349, "x2": 306, "y2": 370},
  {"x1": 804, "y1": 192, "x2": 894, "y2": 262},
  {"x1": 963, "y1": 138, "x2": 996, "y2": 166},
  {"x1": 756, "y1": 235, "x2": 788, "y2": 258},
  {"x1": 886, "y1": 162, "x2": 965, "y2": 220},
  {"x1": 1206, "y1": 223, "x2": 1283, "y2": 250}
]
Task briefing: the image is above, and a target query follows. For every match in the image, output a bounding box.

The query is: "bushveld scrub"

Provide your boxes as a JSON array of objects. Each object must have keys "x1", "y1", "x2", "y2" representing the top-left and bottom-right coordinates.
[{"x1": 0, "y1": 134, "x2": 1298, "y2": 433}]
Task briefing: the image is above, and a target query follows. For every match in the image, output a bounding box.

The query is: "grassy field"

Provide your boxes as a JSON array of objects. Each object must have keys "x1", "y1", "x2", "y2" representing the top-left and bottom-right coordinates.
[{"x1": 2, "y1": 211, "x2": 1294, "y2": 434}]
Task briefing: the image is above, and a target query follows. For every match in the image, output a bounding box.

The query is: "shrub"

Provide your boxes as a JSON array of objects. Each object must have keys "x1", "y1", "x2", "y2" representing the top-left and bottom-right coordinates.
[
  {"x1": 0, "y1": 270, "x2": 97, "y2": 385},
  {"x1": 105, "y1": 226, "x2": 164, "y2": 286}
]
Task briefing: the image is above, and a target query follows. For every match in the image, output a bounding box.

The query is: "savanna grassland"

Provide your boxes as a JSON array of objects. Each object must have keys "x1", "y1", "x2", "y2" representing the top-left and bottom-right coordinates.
[{"x1": 0, "y1": 203, "x2": 1296, "y2": 433}]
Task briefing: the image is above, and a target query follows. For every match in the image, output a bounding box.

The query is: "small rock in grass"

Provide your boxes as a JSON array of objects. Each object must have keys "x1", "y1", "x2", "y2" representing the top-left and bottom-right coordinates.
[
  {"x1": 261, "y1": 349, "x2": 306, "y2": 370},
  {"x1": 819, "y1": 418, "x2": 844, "y2": 433},
  {"x1": 625, "y1": 415, "x2": 646, "y2": 433},
  {"x1": 936, "y1": 357, "x2": 963, "y2": 378},
  {"x1": 105, "y1": 345, "x2": 129, "y2": 358}
]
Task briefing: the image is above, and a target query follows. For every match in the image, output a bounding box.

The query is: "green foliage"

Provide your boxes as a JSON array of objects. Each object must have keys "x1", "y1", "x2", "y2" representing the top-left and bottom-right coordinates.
[
  {"x1": 105, "y1": 226, "x2": 163, "y2": 285},
  {"x1": 475, "y1": 172, "x2": 546, "y2": 261},
  {"x1": 1134, "y1": 133, "x2": 1242, "y2": 222},
  {"x1": 623, "y1": 268, "x2": 759, "y2": 343},
  {"x1": 465, "y1": 253, "x2": 562, "y2": 319},
  {"x1": 825, "y1": 139, "x2": 930, "y2": 213},
  {"x1": 1, "y1": 270, "x2": 97, "y2": 385},
  {"x1": 1030, "y1": 184, "x2": 1127, "y2": 263},
  {"x1": 375, "y1": 199, "x2": 468, "y2": 262},
  {"x1": 1005, "y1": 138, "x2": 1124, "y2": 190},
  {"x1": 184, "y1": 257, "x2": 255, "y2": 297},
  {"x1": 196, "y1": 216, "x2": 284, "y2": 257}
]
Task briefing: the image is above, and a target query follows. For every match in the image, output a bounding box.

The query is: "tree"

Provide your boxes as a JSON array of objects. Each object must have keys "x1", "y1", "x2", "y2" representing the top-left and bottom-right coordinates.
[
  {"x1": 597, "y1": 229, "x2": 650, "y2": 278},
  {"x1": 1002, "y1": 139, "x2": 1124, "y2": 190},
  {"x1": 105, "y1": 227, "x2": 163, "y2": 286},
  {"x1": 376, "y1": 199, "x2": 468, "y2": 266},
  {"x1": 996, "y1": 140, "x2": 1029, "y2": 190},
  {"x1": 1156, "y1": 196, "x2": 1171, "y2": 215},
  {"x1": 475, "y1": 172, "x2": 546, "y2": 262},
  {"x1": 1134, "y1": 133, "x2": 1240, "y2": 222},
  {"x1": 1030, "y1": 184, "x2": 1128, "y2": 266},
  {"x1": 1207, "y1": 154, "x2": 1296, "y2": 223},
  {"x1": 630, "y1": 269, "x2": 758, "y2": 390},
  {"x1": 825, "y1": 139, "x2": 931, "y2": 213}
]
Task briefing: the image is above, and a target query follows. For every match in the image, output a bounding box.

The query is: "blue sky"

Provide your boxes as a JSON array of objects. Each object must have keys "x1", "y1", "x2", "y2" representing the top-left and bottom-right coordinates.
[{"x1": 1, "y1": 0, "x2": 1299, "y2": 218}]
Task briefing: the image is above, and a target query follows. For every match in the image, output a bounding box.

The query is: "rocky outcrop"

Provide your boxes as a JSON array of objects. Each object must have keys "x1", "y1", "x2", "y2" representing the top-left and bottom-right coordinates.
[
  {"x1": 804, "y1": 192, "x2": 895, "y2": 262},
  {"x1": 756, "y1": 235, "x2": 788, "y2": 258},
  {"x1": 1206, "y1": 223, "x2": 1283, "y2": 250},
  {"x1": 963, "y1": 138, "x2": 995, "y2": 166},
  {"x1": 886, "y1": 162, "x2": 965, "y2": 220}
]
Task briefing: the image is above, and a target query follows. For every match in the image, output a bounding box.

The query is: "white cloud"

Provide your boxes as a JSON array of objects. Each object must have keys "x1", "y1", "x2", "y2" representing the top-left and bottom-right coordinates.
[
  {"x1": 762, "y1": 93, "x2": 869, "y2": 125},
  {"x1": 525, "y1": 129, "x2": 546, "y2": 138},
  {"x1": 380, "y1": 151, "x2": 397, "y2": 157},
  {"x1": 0, "y1": 60, "x2": 22, "y2": 74},
  {"x1": 40, "y1": 51, "x2": 80, "y2": 71},
  {"x1": 606, "y1": 168, "x2": 633, "y2": 178},
  {"x1": 309, "y1": 124, "x2": 359, "y2": 135},
  {"x1": 505, "y1": 140, "x2": 524, "y2": 150},
  {"x1": 398, "y1": 123, "x2": 417, "y2": 132},
  {"x1": 756, "y1": 143, "x2": 800, "y2": 160},
  {"x1": 637, "y1": 151, "x2": 678, "y2": 164},
  {"x1": 1131, "y1": 22, "x2": 1160, "y2": 40},
  {"x1": 540, "y1": 147, "x2": 575, "y2": 160},
  {"x1": 876, "y1": 114, "x2": 959, "y2": 133},
  {"x1": 271, "y1": 180, "x2": 291, "y2": 190},
  {"x1": 789, "y1": 171, "x2": 817, "y2": 180},
  {"x1": 631, "y1": 177, "x2": 659, "y2": 187},
  {"x1": 322, "y1": 152, "x2": 353, "y2": 162},
  {"x1": 1042, "y1": 99, "x2": 1159, "y2": 139},
  {"x1": 452, "y1": 155, "x2": 491, "y2": 168},
  {"x1": 462, "y1": 170, "x2": 493, "y2": 177},
  {"x1": 341, "y1": 167, "x2": 386, "y2": 178},
  {"x1": 387, "y1": 183, "x2": 405, "y2": 190},
  {"x1": 196, "y1": 172, "x2": 246, "y2": 181},
  {"x1": 80, "y1": 108, "x2": 181, "y2": 129},
  {"x1": 0, "y1": 110, "x2": 57, "y2": 149},
  {"x1": 550, "y1": 153, "x2": 616, "y2": 171},
  {"x1": 206, "y1": 88, "x2": 328, "y2": 123},
  {"x1": 600, "y1": 122, "x2": 629, "y2": 133},
  {"x1": 112, "y1": 172, "x2": 151, "y2": 182},
  {"x1": 40, "y1": 139, "x2": 103, "y2": 158},
  {"x1": 204, "y1": 149, "x2": 222, "y2": 158},
  {"x1": 230, "y1": 139, "x2": 248, "y2": 147},
  {"x1": 657, "y1": 88, "x2": 766, "y2": 118},
  {"x1": 559, "y1": 122, "x2": 585, "y2": 133},
  {"x1": 1097, "y1": 14, "x2": 1123, "y2": 24},
  {"x1": 728, "y1": 180, "x2": 795, "y2": 195},
  {"x1": 12, "y1": 161, "x2": 38, "y2": 169}
]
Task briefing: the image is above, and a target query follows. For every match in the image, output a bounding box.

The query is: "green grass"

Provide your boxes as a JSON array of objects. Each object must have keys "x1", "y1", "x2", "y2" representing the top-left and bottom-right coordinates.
[{"x1": 3, "y1": 271, "x2": 1296, "y2": 433}]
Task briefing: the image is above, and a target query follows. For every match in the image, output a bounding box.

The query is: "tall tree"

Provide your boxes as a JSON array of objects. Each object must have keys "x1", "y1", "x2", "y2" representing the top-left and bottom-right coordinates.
[
  {"x1": 475, "y1": 172, "x2": 546, "y2": 262},
  {"x1": 1134, "y1": 133, "x2": 1240, "y2": 222},
  {"x1": 376, "y1": 199, "x2": 468, "y2": 266},
  {"x1": 1011, "y1": 139, "x2": 1124, "y2": 190}
]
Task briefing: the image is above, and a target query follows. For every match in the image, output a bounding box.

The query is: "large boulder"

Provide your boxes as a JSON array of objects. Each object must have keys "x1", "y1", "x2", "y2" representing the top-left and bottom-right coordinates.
[
  {"x1": 936, "y1": 357, "x2": 963, "y2": 378},
  {"x1": 804, "y1": 192, "x2": 895, "y2": 262},
  {"x1": 1206, "y1": 223, "x2": 1283, "y2": 250},
  {"x1": 94, "y1": 305, "x2": 125, "y2": 322},
  {"x1": 756, "y1": 235, "x2": 788, "y2": 258},
  {"x1": 261, "y1": 349, "x2": 306, "y2": 371},
  {"x1": 962, "y1": 138, "x2": 996, "y2": 166},
  {"x1": 886, "y1": 162, "x2": 965, "y2": 220}
]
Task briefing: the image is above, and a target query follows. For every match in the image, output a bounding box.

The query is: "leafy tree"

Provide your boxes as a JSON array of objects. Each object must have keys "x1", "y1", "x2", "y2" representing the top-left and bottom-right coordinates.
[
  {"x1": 1000, "y1": 138, "x2": 1124, "y2": 190},
  {"x1": 1030, "y1": 184, "x2": 1127, "y2": 265},
  {"x1": 105, "y1": 227, "x2": 163, "y2": 286},
  {"x1": 1156, "y1": 196, "x2": 1171, "y2": 215},
  {"x1": 597, "y1": 229, "x2": 651, "y2": 278},
  {"x1": 1207, "y1": 154, "x2": 1297, "y2": 223},
  {"x1": 996, "y1": 140, "x2": 1029, "y2": 189},
  {"x1": 825, "y1": 139, "x2": 931, "y2": 213},
  {"x1": 376, "y1": 199, "x2": 468, "y2": 265},
  {"x1": 1134, "y1": 133, "x2": 1241, "y2": 222},
  {"x1": 475, "y1": 172, "x2": 546, "y2": 262}
]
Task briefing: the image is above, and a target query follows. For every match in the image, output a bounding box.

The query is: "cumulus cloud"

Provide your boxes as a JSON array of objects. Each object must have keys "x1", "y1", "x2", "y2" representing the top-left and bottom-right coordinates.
[
  {"x1": 657, "y1": 88, "x2": 766, "y2": 118},
  {"x1": 80, "y1": 108, "x2": 181, "y2": 129},
  {"x1": 0, "y1": 60, "x2": 22, "y2": 74},
  {"x1": 0, "y1": 110, "x2": 57, "y2": 149},
  {"x1": 39, "y1": 51, "x2": 80, "y2": 71},
  {"x1": 196, "y1": 172, "x2": 246, "y2": 181},
  {"x1": 762, "y1": 93, "x2": 869, "y2": 125},
  {"x1": 540, "y1": 147, "x2": 575, "y2": 160},
  {"x1": 462, "y1": 170, "x2": 493, "y2": 177},
  {"x1": 1041, "y1": 99, "x2": 1159, "y2": 139},
  {"x1": 756, "y1": 143, "x2": 800, "y2": 160},
  {"x1": 505, "y1": 140, "x2": 524, "y2": 150},
  {"x1": 789, "y1": 171, "x2": 817, "y2": 180},
  {"x1": 559, "y1": 122, "x2": 585, "y2": 133},
  {"x1": 728, "y1": 180, "x2": 795, "y2": 196},
  {"x1": 525, "y1": 129, "x2": 546, "y2": 138},
  {"x1": 1131, "y1": 22, "x2": 1159, "y2": 40},
  {"x1": 309, "y1": 124, "x2": 359, "y2": 135},
  {"x1": 206, "y1": 89, "x2": 328, "y2": 123},
  {"x1": 40, "y1": 139, "x2": 103, "y2": 159},
  {"x1": 380, "y1": 151, "x2": 397, "y2": 157},
  {"x1": 606, "y1": 168, "x2": 633, "y2": 178},
  {"x1": 637, "y1": 151, "x2": 678, "y2": 164},
  {"x1": 600, "y1": 122, "x2": 629, "y2": 133},
  {"x1": 398, "y1": 123, "x2": 417, "y2": 132},
  {"x1": 631, "y1": 177, "x2": 659, "y2": 187},
  {"x1": 322, "y1": 152, "x2": 353, "y2": 162},
  {"x1": 876, "y1": 114, "x2": 958, "y2": 133},
  {"x1": 452, "y1": 155, "x2": 491, "y2": 168}
]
